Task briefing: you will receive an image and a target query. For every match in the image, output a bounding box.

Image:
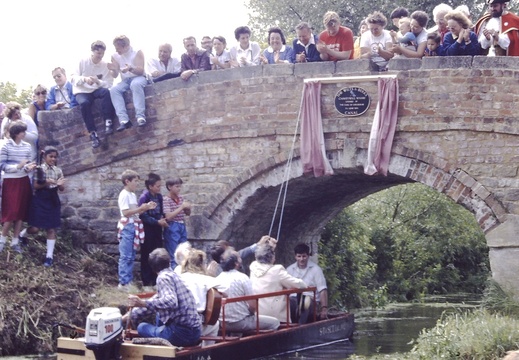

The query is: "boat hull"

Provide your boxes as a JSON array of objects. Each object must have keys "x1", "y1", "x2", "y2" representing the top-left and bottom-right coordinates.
[{"x1": 57, "y1": 313, "x2": 354, "y2": 360}]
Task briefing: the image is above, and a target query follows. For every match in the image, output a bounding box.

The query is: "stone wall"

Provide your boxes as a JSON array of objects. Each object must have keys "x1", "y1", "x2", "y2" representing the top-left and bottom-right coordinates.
[{"x1": 37, "y1": 56, "x2": 519, "y2": 288}]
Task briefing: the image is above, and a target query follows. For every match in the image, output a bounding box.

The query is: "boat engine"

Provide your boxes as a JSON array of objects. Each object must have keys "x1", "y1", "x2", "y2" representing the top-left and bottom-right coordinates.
[{"x1": 84, "y1": 307, "x2": 123, "y2": 360}]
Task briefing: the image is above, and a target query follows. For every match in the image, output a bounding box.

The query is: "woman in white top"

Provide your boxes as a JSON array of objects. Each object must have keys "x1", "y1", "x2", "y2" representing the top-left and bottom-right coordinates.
[
  {"x1": 229, "y1": 26, "x2": 261, "y2": 68},
  {"x1": 360, "y1": 11, "x2": 394, "y2": 71},
  {"x1": 391, "y1": 10, "x2": 429, "y2": 58},
  {"x1": 210, "y1": 36, "x2": 231, "y2": 70}
]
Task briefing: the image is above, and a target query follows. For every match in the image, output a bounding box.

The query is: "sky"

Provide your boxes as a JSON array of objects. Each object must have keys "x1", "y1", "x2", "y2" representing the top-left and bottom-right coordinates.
[{"x1": 1, "y1": 0, "x2": 250, "y2": 91}]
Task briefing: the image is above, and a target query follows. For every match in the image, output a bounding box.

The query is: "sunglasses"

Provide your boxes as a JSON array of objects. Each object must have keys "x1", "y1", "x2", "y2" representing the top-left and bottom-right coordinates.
[{"x1": 35, "y1": 91, "x2": 47, "y2": 96}]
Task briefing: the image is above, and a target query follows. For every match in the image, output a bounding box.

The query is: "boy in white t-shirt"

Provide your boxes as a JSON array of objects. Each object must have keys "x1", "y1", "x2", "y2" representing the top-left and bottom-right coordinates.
[{"x1": 117, "y1": 169, "x2": 157, "y2": 290}]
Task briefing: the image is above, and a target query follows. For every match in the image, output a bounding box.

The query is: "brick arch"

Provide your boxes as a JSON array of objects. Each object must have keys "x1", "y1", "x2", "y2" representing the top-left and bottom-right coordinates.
[{"x1": 204, "y1": 147, "x2": 502, "y2": 267}]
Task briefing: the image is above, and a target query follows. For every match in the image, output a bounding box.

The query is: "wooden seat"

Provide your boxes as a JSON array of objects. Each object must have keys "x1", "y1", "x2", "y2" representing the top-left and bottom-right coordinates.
[{"x1": 199, "y1": 335, "x2": 240, "y2": 342}]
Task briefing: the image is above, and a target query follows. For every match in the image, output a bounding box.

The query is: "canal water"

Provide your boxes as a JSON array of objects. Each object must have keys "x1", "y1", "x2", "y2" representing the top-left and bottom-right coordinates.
[{"x1": 260, "y1": 294, "x2": 480, "y2": 359}]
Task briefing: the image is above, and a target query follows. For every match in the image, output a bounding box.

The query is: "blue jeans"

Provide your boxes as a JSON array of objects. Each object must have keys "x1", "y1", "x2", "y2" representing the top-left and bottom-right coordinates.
[
  {"x1": 118, "y1": 223, "x2": 136, "y2": 285},
  {"x1": 109, "y1": 76, "x2": 147, "y2": 122},
  {"x1": 76, "y1": 88, "x2": 115, "y2": 132},
  {"x1": 164, "y1": 222, "x2": 187, "y2": 268},
  {"x1": 137, "y1": 315, "x2": 201, "y2": 347}
]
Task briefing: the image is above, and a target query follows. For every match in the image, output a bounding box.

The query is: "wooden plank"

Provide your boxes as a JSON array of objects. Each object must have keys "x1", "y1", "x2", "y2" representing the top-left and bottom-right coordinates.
[
  {"x1": 57, "y1": 337, "x2": 177, "y2": 359},
  {"x1": 57, "y1": 338, "x2": 96, "y2": 360},
  {"x1": 120, "y1": 341, "x2": 176, "y2": 359}
]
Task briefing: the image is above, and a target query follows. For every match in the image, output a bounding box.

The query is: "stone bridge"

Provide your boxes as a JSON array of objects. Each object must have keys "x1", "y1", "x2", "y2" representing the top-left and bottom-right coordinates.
[{"x1": 39, "y1": 56, "x2": 519, "y2": 295}]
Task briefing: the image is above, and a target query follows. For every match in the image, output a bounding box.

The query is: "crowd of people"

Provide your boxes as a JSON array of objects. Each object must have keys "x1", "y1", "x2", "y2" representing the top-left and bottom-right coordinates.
[
  {"x1": 115, "y1": 168, "x2": 328, "y2": 347},
  {"x1": 1, "y1": 1, "x2": 517, "y2": 151}
]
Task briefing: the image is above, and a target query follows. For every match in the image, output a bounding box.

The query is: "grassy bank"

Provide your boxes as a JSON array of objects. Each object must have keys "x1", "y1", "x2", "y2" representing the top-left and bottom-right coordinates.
[
  {"x1": 350, "y1": 281, "x2": 519, "y2": 360},
  {"x1": 0, "y1": 234, "x2": 125, "y2": 356}
]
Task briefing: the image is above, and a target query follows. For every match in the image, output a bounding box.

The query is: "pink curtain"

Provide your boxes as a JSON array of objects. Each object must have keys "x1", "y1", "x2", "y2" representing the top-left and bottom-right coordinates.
[
  {"x1": 364, "y1": 78, "x2": 399, "y2": 176},
  {"x1": 299, "y1": 81, "x2": 334, "y2": 177}
]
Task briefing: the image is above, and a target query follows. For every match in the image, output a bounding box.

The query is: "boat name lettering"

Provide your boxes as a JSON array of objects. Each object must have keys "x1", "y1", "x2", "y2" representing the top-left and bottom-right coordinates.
[{"x1": 319, "y1": 321, "x2": 347, "y2": 336}]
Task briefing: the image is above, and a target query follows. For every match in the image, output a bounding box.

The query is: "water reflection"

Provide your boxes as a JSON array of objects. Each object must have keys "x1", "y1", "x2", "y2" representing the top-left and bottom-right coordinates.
[{"x1": 259, "y1": 294, "x2": 479, "y2": 360}]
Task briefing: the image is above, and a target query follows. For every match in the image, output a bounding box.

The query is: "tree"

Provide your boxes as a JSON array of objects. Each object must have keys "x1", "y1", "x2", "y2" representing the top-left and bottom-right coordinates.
[
  {"x1": 246, "y1": 0, "x2": 508, "y2": 39},
  {"x1": 0, "y1": 82, "x2": 33, "y2": 108},
  {"x1": 320, "y1": 183, "x2": 489, "y2": 308}
]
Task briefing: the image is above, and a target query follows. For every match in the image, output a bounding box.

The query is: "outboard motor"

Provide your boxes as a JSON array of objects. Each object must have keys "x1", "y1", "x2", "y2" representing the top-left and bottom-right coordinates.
[{"x1": 84, "y1": 307, "x2": 123, "y2": 360}]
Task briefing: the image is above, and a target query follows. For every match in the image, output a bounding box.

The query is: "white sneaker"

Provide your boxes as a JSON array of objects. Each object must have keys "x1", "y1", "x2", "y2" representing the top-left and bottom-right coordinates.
[{"x1": 137, "y1": 117, "x2": 147, "y2": 127}]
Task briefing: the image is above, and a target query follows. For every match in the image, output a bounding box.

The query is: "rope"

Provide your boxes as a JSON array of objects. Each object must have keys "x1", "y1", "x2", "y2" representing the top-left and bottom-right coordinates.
[{"x1": 268, "y1": 83, "x2": 308, "y2": 240}]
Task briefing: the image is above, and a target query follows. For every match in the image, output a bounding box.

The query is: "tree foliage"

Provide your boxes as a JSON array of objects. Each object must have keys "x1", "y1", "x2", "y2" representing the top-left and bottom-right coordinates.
[
  {"x1": 319, "y1": 183, "x2": 489, "y2": 309},
  {"x1": 246, "y1": 0, "x2": 519, "y2": 39},
  {"x1": 0, "y1": 82, "x2": 33, "y2": 108}
]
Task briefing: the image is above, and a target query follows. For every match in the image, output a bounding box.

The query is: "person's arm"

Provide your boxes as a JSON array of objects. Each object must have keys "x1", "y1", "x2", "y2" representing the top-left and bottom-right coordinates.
[
  {"x1": 125, "y1": 50, "x2": 145, "y2": 76},
  {"x1": 147, "y1": 58, "x2": 163, "y2": 78},
  {"x1": 283, "y1": 46, "x2": 295, "y2": 63},
  {"x1": 378, "y1": 42, "x2": 395, "y2": 61},
  {"x1": 22, "y1": 115, "x2": 38, "y2": 145},
  {"x1": 27, "y1": 104, "x2": 36, "y2": 122},
  {"x1": 138, "y1": 193, "x2": 160, "y2": 225},
  {"x1": 319, "y1": 289, "x2": 328, "y2": 318},
  {"x1": 45, "y1": 88, "x2": 56, "y2": 110},
  {"x1": 392, "y1": 38, "x2": 427, "y2": 58},
  {"x1": 107, "y1": 55, "x2": 120, "y2": 79},
  {"x1": 466, "y1": 31, "x2": 482, "y2": 56},
  {"x1": 122, "y1": 201, "x2": 156, "y2": 218},
  {"x1": 277, "y1": 266, "x2": 307, "y2": 289},
  {"x1": 251, "y1": 43, "x2": 261, "y2": 65},
  {"x1": 163, "y1": 197, "x2": 191, "y2": 221},
  {"x1": 199, "y1": 52, "x2": 212, "y2": 71}
]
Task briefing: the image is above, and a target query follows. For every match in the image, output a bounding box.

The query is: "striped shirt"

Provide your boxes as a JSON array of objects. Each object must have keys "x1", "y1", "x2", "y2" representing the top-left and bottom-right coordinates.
[
  {"x1": 163, "y1": 195, "x2": 186, "y2": 223},
  {"x1": 131, "y1": 268, "x2": 201, "y2": 329},
  {"x1": 0, "y1": 139, "x2": 33, "y2": 179}
]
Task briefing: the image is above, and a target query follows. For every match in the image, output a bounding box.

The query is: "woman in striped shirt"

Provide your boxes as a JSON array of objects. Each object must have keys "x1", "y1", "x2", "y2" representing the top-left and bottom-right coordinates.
[{"x1": 0, "y1": 121, "x2": 36, "y2": 253}]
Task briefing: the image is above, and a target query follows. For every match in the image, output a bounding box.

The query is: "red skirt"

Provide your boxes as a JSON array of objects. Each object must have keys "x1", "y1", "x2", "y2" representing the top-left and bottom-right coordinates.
[{"x1": 1, "y1": 176, "x2": 32, "y2": 222}]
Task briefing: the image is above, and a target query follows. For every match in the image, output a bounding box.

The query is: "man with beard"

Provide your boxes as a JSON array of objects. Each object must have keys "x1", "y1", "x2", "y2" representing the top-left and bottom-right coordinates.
[{"x1": 475, "y1": 0, "x2": 519, "y2": 56}]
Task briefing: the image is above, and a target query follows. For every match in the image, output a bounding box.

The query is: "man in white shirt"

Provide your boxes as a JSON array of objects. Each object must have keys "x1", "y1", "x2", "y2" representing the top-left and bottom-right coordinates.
[
  {"x1": 287, "y1": 243, "x2": 328, "y2": 324},
  {"x1": 71, "y1": 40, "x2": 115, "y2": 148},
  {"x1": 146, "y1": 43, "x2": 181, "y2": 83}
]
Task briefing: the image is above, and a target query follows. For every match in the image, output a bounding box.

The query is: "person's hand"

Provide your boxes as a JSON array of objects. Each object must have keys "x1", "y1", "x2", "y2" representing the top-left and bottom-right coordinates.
[
  {"x1": 230, "y1": 59, "x2": 240, "y2": 68},
  {"x1": 240, "y1": 56, "x2": 248, "y2": 65},
  {"x1": 56, "y1": 101, "x2": 66, "y2": 109},
  {"x1": 85, "y1": 77, "x2": 95, "y2": 85},
  {"x1": 57, "y1": 177, "x2": 66, "y2": 186},
  {"x1": 260, "y1": 54, "x2": 268, "y2": 64},
  {"x1": 180, "y1": 70, "x2": 194, "y2": 81},
  {"x1": 296, "y1": 52, "x2": 306, "y2": 63},
  {"x1": 316, "y1": 41, "x2": 328, "y2": 53},
  {"x1": 120, "y1": 64, "x2": 130, "y2": 74},
  {"x1": 17, "y1": 159, "x2": 29, "y2": 169},
  {"x1": 128, "y1": 294, "x2": 145, "y2": 307},
  {"x1": 391, "y1": 44, "x2": 402, "y2": 55},
  {"x1": 158, "y1": 218, "x2": 168, "y2": 228},
  {"x1": 146, "y1": 201, "x2": 157, "y2": 210},
  {"x1": 182, "y1": 201, "x2": 192, "y2": 210},
  {"x1": 107, "y1": 62, "x2": 120, "y2": 71},
  {"x1": 320, "y1": 306, "x2": 328, "y2": 319},
  {"x1": 463, "y1": 29, "x2": 471, "y2": 42}
]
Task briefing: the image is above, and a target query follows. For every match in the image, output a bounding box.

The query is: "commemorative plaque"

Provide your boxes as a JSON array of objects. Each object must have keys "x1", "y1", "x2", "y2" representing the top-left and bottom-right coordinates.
[{"x1": 334, "y1": 87, "x2": 371, "y2": 116}]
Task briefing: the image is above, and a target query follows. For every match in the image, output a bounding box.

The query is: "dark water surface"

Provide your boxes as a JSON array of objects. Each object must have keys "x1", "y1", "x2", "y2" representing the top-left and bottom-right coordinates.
[{"x1": 258, "y1": 294, "x2": 480, "y2": 360}]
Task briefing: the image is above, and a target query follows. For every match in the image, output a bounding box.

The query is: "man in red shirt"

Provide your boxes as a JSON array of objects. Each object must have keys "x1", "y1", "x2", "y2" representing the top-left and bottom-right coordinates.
[{"x1": 317, "y1": 11, "x2": 354, "y2": 61}]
